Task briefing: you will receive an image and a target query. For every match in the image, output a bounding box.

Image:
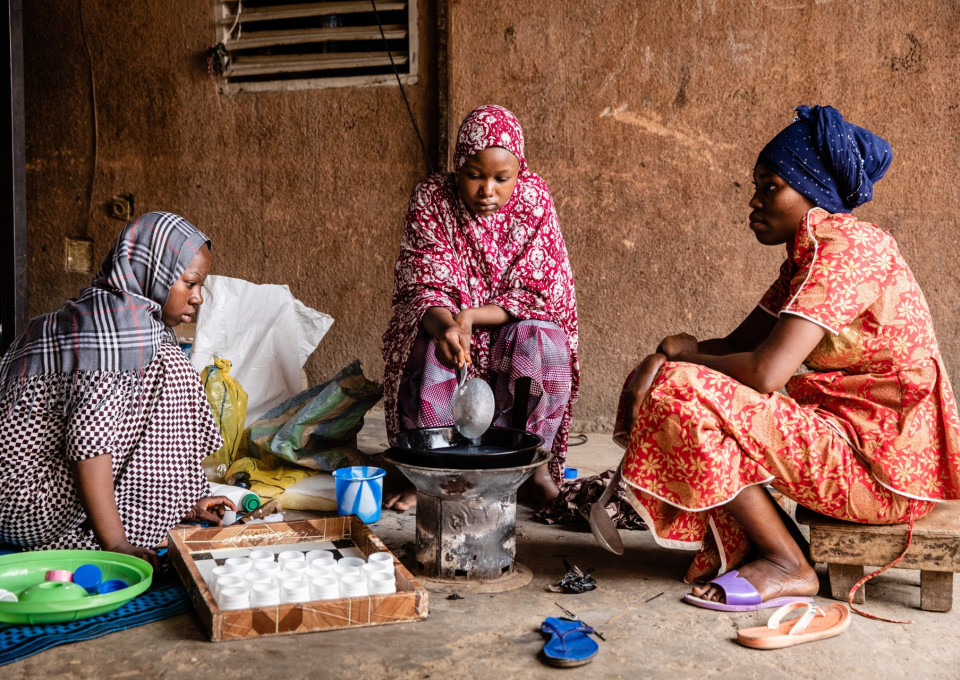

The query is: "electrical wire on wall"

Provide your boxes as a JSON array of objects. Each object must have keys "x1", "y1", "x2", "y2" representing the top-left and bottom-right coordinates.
[
  {"x1": 226, "y1": 0, "x2": 243, "y2": 42},
  {"x1": 371, "y1": 0, "x2": 435, "y2": 175},
  {"x1": 206, "y1": 1, "x2": 241, "y2": 107},
  {"x1": 77, "y1": 0, "x2": 98, "y2": 240}
]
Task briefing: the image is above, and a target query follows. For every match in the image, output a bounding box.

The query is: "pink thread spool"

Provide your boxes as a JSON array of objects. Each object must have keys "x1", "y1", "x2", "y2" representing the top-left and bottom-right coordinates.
[{"x1": 45, "y1": 570, "x2": 74, "y2": 583}]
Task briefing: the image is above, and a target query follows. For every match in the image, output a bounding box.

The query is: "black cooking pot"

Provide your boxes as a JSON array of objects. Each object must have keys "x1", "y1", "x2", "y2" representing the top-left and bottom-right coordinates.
[{"x1": 388, "y1": 426, "x2": 544, "y2": 470}]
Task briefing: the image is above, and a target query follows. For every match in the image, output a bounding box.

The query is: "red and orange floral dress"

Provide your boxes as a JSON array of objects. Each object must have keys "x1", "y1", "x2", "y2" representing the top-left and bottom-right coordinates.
[{"x1": 621, "y1": 209, "x2": 960, "y2": 582}]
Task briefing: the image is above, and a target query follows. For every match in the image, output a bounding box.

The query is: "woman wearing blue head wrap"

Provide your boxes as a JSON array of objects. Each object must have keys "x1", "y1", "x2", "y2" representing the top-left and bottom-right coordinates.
[
  {"x1": 758, "y1": 105, "x2": 892, "y2": 214},
  {"x1": 608, "y1": 107, "x2": 960, "y2": 622}
]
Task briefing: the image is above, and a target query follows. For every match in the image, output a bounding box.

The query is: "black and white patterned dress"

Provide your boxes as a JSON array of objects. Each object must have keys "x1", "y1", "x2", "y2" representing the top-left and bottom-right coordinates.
[{"x1": 0, "y1": 343, "x2": 222, "y2": 550}]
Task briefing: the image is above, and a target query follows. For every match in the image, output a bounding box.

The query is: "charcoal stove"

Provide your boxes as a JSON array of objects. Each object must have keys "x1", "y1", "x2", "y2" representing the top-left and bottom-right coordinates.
[{"x1": 385, "y1": 426, "x2": 549, "y2": 591}]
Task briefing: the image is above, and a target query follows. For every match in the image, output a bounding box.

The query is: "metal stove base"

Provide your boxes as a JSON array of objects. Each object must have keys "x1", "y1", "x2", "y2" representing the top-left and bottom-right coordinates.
[{"x1": 417, "y1": 563, "x2": 534, "y2": 594}]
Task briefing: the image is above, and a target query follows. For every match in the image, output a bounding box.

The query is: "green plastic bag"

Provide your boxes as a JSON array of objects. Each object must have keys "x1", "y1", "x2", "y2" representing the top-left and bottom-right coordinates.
[
  {"x1": 239, "y1": 360, "x2": 381, "y2": 472},
  {"x1": 201, "y1": 357, "x2": 249, "y2": 474}
]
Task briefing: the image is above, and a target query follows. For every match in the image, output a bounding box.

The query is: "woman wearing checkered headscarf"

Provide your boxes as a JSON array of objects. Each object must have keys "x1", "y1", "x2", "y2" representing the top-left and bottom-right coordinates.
[{"x1": 0, "y1": 212, "x2": 232, "y2": 562}]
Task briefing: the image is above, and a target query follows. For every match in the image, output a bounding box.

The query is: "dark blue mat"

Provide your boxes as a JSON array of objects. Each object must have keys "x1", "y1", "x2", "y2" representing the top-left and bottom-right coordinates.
[{"x1": 0, "y1": 578, "x2": 192, "y2": 666}]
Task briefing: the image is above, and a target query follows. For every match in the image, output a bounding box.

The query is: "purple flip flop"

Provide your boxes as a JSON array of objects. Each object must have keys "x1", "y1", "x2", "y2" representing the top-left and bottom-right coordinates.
[{"x1": 682, "y1": 570, "x2": 815, "y2": 612}]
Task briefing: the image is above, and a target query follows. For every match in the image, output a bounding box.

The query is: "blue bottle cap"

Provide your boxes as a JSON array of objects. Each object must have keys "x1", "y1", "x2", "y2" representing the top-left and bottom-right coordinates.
[
  {"x1": 73, "y1": 564, "x2": 103, "y2": 593},
  {"x1": 96, "y1": 579, "x2": 128, "y2": 594},
  {"x1": 564, "y1": 467, "x2": 579, "y2": 480}
]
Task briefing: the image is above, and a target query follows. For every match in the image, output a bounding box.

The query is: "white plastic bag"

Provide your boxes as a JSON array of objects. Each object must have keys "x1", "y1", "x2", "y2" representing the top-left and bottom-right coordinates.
[{"x1": 191, "y1": 275, "x2": 334, "y2": 422}]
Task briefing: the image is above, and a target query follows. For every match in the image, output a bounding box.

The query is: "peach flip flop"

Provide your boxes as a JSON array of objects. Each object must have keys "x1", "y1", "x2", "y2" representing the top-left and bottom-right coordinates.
[{"x1": 736, "y1": 602, "x2": 851, "y2": 650}]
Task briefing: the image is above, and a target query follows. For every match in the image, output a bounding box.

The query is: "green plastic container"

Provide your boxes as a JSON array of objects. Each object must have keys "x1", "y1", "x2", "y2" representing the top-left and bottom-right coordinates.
[{"x1": 0, "y1": 550, "x2": 153, "y2": 624}]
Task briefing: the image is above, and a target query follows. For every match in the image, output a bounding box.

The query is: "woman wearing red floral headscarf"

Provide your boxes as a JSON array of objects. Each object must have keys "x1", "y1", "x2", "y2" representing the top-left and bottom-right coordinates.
[{"x1": 382, "y1": 105, "x2": 579, "y2": 509}]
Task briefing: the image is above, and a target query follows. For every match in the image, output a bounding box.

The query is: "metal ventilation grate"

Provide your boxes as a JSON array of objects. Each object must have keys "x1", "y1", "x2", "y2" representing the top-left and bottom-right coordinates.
[{"x1": 214, "y1": 1, "x2": 417, "y2": 93}]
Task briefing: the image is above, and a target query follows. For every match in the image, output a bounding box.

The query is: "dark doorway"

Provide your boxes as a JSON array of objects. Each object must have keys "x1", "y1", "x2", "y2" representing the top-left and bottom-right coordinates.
[{"x1": 0, "y1": 0, "x2": 27, "y2": 354}]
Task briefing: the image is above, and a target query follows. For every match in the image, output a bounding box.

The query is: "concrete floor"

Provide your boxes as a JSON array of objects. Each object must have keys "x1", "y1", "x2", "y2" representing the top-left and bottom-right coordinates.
[{"x1": 7, "y1": 411, "x2": 960, "y2": 679}]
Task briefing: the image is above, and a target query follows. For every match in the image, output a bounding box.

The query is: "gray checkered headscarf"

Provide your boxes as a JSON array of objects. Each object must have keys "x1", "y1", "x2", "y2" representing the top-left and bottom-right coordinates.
[{"x1": 0, "y1": 212, "x2": 211, "y2": 385}]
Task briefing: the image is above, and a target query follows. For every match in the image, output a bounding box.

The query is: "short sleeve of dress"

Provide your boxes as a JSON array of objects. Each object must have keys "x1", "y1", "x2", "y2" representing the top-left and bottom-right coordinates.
[
  {"x1": 758, "y1": 259, "x2": 795, "y2": 317},
  {"x1": 780, "y1": 212, "x2": 883, "y2": 334},
  {"x1": 65, "y1": 373, "x2": 138, "y2": 462}
]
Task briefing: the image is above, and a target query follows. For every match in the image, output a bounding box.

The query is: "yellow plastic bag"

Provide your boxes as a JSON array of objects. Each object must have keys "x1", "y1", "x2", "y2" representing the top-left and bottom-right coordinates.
[
  {"x1": 224, "y1": 457, "x2": 314, "y2": 500},
  {"x1": 201, "y1": 357, "x2": 248, "y2": 478}
]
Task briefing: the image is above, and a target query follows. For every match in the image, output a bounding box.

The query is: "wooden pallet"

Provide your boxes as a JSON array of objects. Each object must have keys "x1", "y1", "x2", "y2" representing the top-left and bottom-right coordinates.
[
  {"x1": 796, "y1": 504, "x2": 960, "y2": 612},
  {"x1": 167, "y1": 516, "x2": 428, "y2": 641}
]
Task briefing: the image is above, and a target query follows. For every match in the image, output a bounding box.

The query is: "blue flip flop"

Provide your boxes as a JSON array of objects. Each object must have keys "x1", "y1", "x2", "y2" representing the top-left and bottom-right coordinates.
[
  {"x1": 683, "y1": 570, "x2": 815, "y2": 612},
  {"x1": 539, "y1": 616, "x2": 599, "y2": 668}
]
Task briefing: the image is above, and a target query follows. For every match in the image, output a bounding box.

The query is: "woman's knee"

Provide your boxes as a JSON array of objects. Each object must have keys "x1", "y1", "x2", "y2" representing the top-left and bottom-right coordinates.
[
  {"x1": 501, "y1": 320, "x2": 570, "y2": 362},
  {"x1": 647, "y1": 361, "x2": 720, "y2": 397},
  {"x1": 512, "y1": 319, "x2": 562, "y2": 332}
]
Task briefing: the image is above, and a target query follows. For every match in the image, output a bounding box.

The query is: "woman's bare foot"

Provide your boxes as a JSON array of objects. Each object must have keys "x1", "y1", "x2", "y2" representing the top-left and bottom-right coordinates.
[
  {"x1": 691, "y1": 484, "x2": 820, "y2": 604},
  {"x1": 520, "y1": 465, "x2": 560, "y2": 508},
  {"x1": 376, "y1": 457, "x2": 418, "y2": 511},
  {"x1": 383, "y1": 488, "x2": 417, "y2": 511},
  {"x1": 691, "y1": 553, "x2": 819, "y2": 603}
]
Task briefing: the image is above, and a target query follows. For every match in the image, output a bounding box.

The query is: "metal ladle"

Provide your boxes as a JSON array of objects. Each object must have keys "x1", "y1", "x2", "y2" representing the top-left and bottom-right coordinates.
[{"x1": 451, "y1": 365, "x2": 496, "y2": 440}]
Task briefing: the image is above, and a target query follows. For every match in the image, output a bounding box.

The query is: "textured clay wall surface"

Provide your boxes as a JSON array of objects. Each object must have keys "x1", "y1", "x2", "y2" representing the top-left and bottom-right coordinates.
[
  {"x1": 448, "y1": 0, "x2": 960, "y2": 429},
  {"x1": 21, "y1": 1, "x2": 960, "y2": 430},
  {"x1": 21, "y1": 1, "x2": 437, "y2": 394}
]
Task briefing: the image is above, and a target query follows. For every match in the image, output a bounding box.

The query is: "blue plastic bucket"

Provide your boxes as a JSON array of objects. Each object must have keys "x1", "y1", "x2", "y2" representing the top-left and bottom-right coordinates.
[{"x1": 332, "y1": 466, "x2": 386, "y2": 524}]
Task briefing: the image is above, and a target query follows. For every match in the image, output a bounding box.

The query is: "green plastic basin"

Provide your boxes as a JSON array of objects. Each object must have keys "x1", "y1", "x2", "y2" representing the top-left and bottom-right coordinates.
[{"x1": 0, "y1": 550, "x2": 153, "y2": 624}]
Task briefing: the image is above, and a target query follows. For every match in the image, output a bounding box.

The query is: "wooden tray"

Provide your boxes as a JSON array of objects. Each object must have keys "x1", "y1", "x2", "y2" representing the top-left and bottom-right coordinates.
[{"x1": 167, "y1": 516, "x2": 428, "y2": 641}]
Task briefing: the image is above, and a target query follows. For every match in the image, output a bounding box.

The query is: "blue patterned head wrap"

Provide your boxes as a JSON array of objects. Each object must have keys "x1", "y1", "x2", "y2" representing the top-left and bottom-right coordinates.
[{"x1": 758, "y1": 105, "x2": 893, "y2": 214}]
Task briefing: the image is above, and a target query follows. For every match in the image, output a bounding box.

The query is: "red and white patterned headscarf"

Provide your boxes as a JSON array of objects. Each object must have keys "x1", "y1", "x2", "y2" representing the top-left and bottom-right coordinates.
[
  {"x1": 382, "y1": 105, "x2": 580, "y2": 458},
  {"x1": 454, "y1": 104, "x2": 529, "y2": 174}
]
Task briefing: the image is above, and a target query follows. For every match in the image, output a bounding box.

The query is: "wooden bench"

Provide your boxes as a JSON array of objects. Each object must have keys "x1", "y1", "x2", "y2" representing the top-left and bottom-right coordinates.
[{"x1": 796, "y1": 503, "x2": 960, "y2": 612}]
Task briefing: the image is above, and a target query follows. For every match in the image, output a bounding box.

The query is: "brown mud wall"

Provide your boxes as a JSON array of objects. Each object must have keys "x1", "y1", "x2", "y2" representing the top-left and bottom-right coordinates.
[{"x1": 22, "y1": 1, "x2": 960, "y2": 430}]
